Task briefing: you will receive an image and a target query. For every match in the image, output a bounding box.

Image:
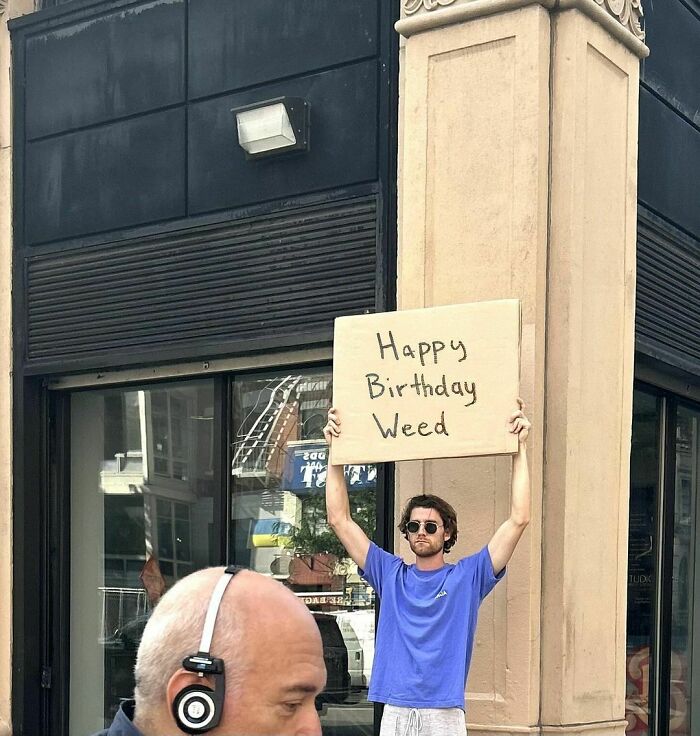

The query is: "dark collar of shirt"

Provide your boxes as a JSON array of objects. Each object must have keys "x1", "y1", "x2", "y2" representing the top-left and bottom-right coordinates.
[{"x1": 99, "y1": 701, "x2": 145, "y2": 736}]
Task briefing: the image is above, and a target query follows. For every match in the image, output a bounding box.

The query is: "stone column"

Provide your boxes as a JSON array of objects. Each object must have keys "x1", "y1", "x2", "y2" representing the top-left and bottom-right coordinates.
[
  {"x1": 395, "y1": 0, "x2": 646, "y2": 733},
  {"x1": 0, "y1": 2, "x2": 33, "y2": 732}
]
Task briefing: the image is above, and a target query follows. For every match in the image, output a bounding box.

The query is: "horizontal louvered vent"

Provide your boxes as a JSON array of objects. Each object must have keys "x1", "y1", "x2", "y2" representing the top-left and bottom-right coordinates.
[
  {"x1": 26, "y1": 195, "x2": 378, "y2": 366},
  {"x1": 636, "y1": 211, "x2": 700, "y2": 372}
]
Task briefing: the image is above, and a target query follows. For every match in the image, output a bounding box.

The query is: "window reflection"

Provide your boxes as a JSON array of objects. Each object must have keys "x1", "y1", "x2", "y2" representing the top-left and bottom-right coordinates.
[
  {"x1": 231, "y1": 370, "x2": 376, "y2": 735},
  {"x1": 668, "y1": 405, "x2": 700, "y2": 736},
  {"x1": 70, "y1": 381, "x2": 217, "y2": 734},
  {"x1": 626, "y1": 390, "x2": 661, "y2": 736}
]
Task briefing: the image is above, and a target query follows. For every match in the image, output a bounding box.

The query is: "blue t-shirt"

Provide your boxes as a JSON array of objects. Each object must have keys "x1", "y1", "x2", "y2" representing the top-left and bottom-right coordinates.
[{"x1": 359, "y1": 542, "x2": 504, "y2": 710}]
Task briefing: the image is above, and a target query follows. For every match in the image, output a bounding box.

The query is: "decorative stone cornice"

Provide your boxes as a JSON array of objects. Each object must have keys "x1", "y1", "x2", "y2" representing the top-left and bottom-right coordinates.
[
  {"x1": 398, "y1": 0, "x2": 647, "y2": 55},
  {"x1": 593, "y1": 0, "x2": 644, "y2": 40},
  {"x1": 404, "y1": 0, "x2": 459, "y2": 14}
]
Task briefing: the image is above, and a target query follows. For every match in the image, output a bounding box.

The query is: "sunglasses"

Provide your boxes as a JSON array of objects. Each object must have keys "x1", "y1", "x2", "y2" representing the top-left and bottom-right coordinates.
[{"x1": 406, "y1": 520, "x2": 443, "y2": 535}]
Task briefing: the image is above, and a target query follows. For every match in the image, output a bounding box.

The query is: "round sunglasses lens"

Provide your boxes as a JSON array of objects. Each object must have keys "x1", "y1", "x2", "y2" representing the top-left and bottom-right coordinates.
[
  {"x1": 407, "y1": 522, "x2": 420, "y2": 533},
  {"x1": 425, "y1": 522, "x2": 438, "y2": 534}
]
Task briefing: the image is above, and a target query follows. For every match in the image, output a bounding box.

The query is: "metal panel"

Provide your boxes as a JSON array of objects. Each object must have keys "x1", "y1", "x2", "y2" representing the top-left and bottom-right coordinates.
[
  {"x1": 188, "y1": 61, "x2": 378, "y2": 215},
  {"x1": 638, "y1": 87, "x2": 700, "y2": 240},
  {"x1": 188, "y1": 0, "x2": 378, "y2": 100},
  {"x1": 25, "y1": 0, "x2": 186, "y2": 139},
  {"x1": 25, "y1": 195, "x2": 378, "y2": 368},
  {"x1": 25, "y1": 108, "x2": 187, "y2": 244},
  {"x1": 636, "y1": 208, "x2": 700, "y2": 376},
  {"x1": 641, "y1": 0, "x2": 700, "y2": 123}
]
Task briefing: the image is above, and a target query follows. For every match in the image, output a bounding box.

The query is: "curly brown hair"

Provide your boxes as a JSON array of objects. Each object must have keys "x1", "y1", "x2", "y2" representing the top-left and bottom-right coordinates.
[{"x1": 398, "y1": 494, "x2": 458, "y2": 554}]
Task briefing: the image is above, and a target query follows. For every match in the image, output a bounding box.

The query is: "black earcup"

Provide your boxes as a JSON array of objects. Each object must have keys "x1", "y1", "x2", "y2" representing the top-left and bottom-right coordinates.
[{"x1": 172, "y1": 684, "x2": 219, "y2": 734}]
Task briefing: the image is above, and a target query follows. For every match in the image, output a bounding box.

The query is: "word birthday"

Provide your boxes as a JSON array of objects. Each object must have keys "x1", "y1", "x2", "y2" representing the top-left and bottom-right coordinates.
[{"x1": 365, "y1": 372, "x2": 477, "y2": 405}]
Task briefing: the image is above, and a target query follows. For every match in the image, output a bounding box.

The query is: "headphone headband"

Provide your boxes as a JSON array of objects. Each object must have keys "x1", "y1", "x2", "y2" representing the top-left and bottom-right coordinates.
[{"x1": 197, "y1": 566, "x2": 242, "y2": 656}]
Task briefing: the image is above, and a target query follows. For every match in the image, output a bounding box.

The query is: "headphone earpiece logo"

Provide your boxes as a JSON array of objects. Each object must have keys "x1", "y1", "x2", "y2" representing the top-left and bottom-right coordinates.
[
  {"x1": 174, "y1": 685, "x2": 217, "y2": 732},
  {"x1": 171, "y1": 566, "x2": 242, "y2": 734}
]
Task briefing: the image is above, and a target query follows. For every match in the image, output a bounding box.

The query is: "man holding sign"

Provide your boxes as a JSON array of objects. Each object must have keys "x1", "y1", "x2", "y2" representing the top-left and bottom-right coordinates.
[{"x1": 323, "y1": 400, "x2": 531, "y2": 736}]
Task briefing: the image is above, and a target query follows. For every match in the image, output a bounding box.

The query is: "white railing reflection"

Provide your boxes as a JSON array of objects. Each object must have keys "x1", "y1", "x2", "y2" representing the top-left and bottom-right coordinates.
[{"x1": 99, "y1": 587, "x2": 151, "y2": 646}]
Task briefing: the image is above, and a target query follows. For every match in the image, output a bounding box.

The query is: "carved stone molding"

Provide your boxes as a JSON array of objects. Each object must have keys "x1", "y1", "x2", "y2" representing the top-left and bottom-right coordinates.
[
  {"x1": 402, "y1": 0, "x2": 644, "y2": 41},
  {"x1": 403, "y1": 0, "x2": 458, "y2": 14},
  {"x1": 594, "y1": 0, "x2": 645, "y2": 39},
  {"x1": 0, "y1": 0, "x2": 7, "y2": 17}
]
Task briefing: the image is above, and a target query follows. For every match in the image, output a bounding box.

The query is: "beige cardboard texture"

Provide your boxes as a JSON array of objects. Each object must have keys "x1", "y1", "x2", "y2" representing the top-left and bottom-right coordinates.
[{"x1": 331, "y1": 299, "x2": 521, "y2": 464}]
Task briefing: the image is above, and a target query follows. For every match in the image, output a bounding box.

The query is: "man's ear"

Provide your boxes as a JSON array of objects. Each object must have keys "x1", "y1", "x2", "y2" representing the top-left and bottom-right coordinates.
[{"x1": 167, "y1": 668, "x2": 214, "y2": 711}]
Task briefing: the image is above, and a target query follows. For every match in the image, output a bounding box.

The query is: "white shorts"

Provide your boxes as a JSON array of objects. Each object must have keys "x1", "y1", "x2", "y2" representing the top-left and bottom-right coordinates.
[{"x1": 380, "y1": 704, "x2": 467, "y2": 736}]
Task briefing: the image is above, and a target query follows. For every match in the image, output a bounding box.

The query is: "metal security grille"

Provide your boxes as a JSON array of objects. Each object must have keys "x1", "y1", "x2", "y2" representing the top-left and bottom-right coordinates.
[
  {"x1": 636, "y1": 209, "x2": 700, "y2": 375},
  {"x1": 25, "y1": 195, "x2": 378, "y2": 367}
]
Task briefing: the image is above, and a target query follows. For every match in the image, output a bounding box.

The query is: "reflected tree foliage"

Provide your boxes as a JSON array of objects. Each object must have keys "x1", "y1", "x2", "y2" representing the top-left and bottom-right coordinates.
[{"x1": 280, "y1": 487, "x2": 376, "y2": 560}]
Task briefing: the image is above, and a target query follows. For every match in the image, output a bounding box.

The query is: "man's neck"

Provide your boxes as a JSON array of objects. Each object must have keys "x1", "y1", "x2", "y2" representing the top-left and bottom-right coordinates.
[
  {"x1": 414, "y1": 553, "x2": 445, "y2": 571},
  {"x1": 132, "y1": 705, "x2": 161, "y2": 736}
]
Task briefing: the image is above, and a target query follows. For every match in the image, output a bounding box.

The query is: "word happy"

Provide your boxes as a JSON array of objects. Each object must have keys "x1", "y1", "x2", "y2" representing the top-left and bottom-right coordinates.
[{"x1": 376, "y1": 330, "x2": 468, "y2": 366}]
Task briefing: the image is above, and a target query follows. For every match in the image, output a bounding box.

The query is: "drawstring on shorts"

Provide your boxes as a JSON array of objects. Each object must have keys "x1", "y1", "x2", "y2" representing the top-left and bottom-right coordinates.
[{"x1": 403, "y1": 708, "x2": 423, "y2": 736}]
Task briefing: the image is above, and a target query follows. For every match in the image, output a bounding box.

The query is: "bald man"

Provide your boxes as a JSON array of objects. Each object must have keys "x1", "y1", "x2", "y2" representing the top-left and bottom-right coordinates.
[{"x1": 93, "y1": 567, "x2": 326, "y2": 736}]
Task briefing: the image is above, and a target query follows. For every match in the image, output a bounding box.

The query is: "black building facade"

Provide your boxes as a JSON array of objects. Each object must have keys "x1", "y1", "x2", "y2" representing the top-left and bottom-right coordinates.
[
  {"x1": 10, "y1": 2, "x2": 398, "y2": 734},
  {"x1": 626, "y1": 0, "x2": 700, "y2": 731}
]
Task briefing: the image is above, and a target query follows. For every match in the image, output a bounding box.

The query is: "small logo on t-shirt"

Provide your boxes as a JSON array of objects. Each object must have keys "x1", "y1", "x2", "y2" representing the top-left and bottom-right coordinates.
[{"x1": 435, "y1": 590, "x2": 448, "y2": 599}]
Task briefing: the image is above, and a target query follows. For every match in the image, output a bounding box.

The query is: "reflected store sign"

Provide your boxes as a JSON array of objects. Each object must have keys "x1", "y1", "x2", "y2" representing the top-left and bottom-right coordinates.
[
  {"x1": 282, "y1": 442, "x2": 376, "y2": 493},
  {"x1": 296, "y1": 592, "x2": 348, "y2": 606},
  {"x1": 626, "y1": 647, "x2": 688, "y2": 734}
]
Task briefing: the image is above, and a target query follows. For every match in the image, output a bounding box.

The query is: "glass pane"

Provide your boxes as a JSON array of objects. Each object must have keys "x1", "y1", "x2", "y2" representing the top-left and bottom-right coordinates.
[
  {"x1": 69, "y1": 380, "x2": 218, "y2": 735},
  {"x1": 626, "y1": 389, "x2": 661, "y2": 736},
  {"x1": 157, "y1": 515, "x2": 174, "y2": 559},
  {"x1": 231, "y1": 370, "x2": 377, "y2": 736},
  {"x1": 668, "y1": 404, "x2": 700, "y2": 736},
  {"x1": 175, "y1": 518, "x2": 191, "y2": 561}
]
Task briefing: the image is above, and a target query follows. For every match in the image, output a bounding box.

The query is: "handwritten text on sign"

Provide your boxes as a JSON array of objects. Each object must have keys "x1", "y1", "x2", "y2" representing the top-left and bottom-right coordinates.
[
  {"x1": 367, "y1": 331, "x2": 476, "y2": 438},
  {"x1": 331, "y1": 300, "x2": 521, "y2": 465}
]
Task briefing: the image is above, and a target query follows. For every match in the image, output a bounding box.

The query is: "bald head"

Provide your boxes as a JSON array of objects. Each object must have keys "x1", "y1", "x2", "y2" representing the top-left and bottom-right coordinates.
[{"x1": 133, "y1": 567, "x2": 323, "y2": 734}]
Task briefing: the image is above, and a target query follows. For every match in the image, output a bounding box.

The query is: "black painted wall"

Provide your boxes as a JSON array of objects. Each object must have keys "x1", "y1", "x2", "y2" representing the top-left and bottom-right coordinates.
[
  {"x1": 636, "y1": 0, "x2": 700, "y2": 376},
  {"x1": 638, "y1": 0, "x2": 700, "y2": 238}
]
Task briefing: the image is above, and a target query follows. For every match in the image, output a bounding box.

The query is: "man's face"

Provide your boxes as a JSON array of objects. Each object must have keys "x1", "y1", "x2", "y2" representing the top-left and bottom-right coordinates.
[
  {"x1": 407, "y1": 507, "x2": 450, "y2": 558},
  {"x1": 215, "y1": 607, "x2": 326, "y2": 736}
]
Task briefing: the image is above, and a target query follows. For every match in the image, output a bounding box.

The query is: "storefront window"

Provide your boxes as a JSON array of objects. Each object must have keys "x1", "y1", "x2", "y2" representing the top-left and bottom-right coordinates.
[
  {"x1": 64, "y1": 370, "x2": 380, "y2": 734},
  {"x1": 626, "y1": 389, "x2": 661, "y2": 736},
  {"x1": 627, "y1": 390, "x2": 700, "y2": 736},
  {"x1": 69, "y1": 381, "x2": 218, "y2": 734},
  {"x1": 230, "y1": 370, "x2": 376, "y2": 736},
  {"x1": 667, "y1": 405, "x2": 700, "y2": 736}
]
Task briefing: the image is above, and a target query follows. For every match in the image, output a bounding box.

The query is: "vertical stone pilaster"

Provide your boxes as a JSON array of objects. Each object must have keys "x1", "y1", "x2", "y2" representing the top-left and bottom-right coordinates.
[
  {"x1": 396, "y1": 5, "x2": 551, "y2": 729},
  {"x1": 541, "y1": 9, "x2": 641, "y2": 730},
  {"x1": 0, "y1": 2, "x2": 12, "y2": 728},
  {"x1": 0, "y1": 2, "x2": 33, "y2": 732},
  {"x1": 396, "y1": 0, "x2": 647, "y2": 732}
]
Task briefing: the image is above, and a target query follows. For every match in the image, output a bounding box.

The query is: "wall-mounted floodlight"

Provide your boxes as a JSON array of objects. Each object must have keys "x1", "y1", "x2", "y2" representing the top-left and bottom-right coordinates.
[{"x1": 232, "y1": 97, "x2": 310, "y2": 159}]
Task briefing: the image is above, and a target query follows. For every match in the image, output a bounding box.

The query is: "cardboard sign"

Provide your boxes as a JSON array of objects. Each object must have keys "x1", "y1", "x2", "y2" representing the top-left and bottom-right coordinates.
[{"x1": 330, "y1": 299, "x2": 521, "y2": 464}]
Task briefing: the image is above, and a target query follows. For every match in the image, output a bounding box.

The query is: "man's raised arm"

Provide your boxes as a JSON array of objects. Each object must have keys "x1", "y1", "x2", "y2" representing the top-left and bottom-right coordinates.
[
  {"x1": 323, "y1": 408, "x2": 371, "y2": 570},
  {"x1": 487, "y1": 398, "x2": 532, "y2": 575}
]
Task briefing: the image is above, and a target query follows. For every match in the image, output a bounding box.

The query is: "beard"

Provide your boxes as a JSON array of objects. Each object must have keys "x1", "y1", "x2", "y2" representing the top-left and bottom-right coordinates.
[{"x1": 409, "y1": 537, "x2": 444, "y2": 557}]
